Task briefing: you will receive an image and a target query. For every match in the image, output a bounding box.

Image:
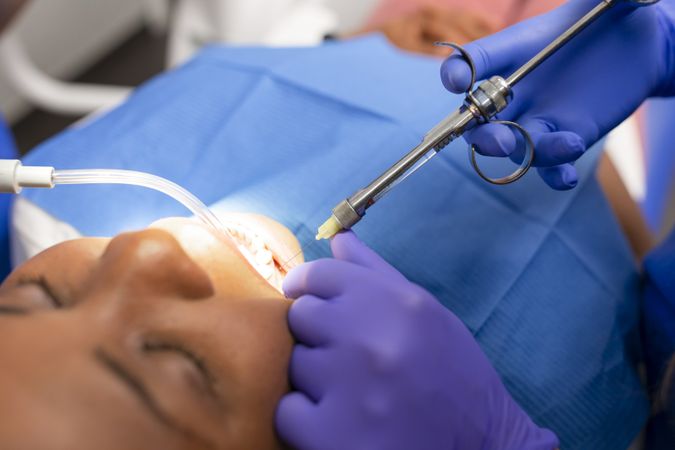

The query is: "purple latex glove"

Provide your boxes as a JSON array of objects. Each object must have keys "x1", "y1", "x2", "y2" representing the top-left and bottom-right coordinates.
[
  {"x1": 441, "y1": 0, "x2": 675, "y2": 190},
  {"x1": 276, "y1": 231, "x2": 558, "y2": 450}
]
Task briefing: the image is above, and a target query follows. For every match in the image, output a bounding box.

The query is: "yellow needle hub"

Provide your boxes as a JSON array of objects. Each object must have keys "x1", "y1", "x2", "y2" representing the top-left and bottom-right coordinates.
[{"x1": 316, "y1": 216, "x2": 342, "y2": 240}]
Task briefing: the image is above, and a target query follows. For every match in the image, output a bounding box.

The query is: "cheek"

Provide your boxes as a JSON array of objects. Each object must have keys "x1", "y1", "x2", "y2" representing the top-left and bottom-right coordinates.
[
  {"x1": 148, "y1": 221, "x2": 223, "y2": 265},
  {"x1": 217, "y1": 304, "x2": 293, "y2": 448},
  {"x1": 0, "y1": 321, "x2": 168, "y2": 450}
]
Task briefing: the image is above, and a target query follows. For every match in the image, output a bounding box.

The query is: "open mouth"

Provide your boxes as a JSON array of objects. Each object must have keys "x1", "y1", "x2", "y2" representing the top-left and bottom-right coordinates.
[
  {"x1": 211, "y1": 212, "x2": 303, "y2": 292},
  {"x1": 221, "y1": 222, "x2": 289, "y2": 292}
]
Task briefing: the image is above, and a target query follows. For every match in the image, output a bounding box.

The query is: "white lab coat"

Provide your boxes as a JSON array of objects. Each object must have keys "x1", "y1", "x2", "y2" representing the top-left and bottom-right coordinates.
[{"x1": 169, "y1": 0, "x2": 359, "y2": 65}]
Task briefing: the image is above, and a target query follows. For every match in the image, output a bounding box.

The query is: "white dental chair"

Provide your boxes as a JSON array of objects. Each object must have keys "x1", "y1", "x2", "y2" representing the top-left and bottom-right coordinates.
[
  {"x1": 0, "y1": 0, "x2": 171, "y2": 117},
  {"x1": 0, "y1": 0, "x2": 379, "y2": 116}
]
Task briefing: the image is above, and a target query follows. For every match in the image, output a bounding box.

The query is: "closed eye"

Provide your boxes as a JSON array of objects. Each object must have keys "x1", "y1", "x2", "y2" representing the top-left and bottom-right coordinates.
[
  {"x1": 94, "y1": 348, "x2": 215, "y2": 448},
  {"x1": 0, "y1": 276, "x2": 64, "y2": 314},
  {"x1": 142, "y1": 341, "x2": 220, "y2": 402},
  {"x1": 15, "y1": 276, "x2": 64, "y2": 308}
]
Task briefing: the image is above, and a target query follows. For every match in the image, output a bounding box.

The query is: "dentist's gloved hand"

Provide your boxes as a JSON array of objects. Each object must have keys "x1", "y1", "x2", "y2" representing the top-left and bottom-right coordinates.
[
  {"x1": 276, "y1": 231, "x2": 558, "y2": 450},
  {"x1": 441, "y1": 0, "x2": 675, "y2": 190}
]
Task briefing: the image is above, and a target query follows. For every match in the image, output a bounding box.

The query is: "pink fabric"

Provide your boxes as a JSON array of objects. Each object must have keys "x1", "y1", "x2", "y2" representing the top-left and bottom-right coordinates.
[{"x1": 367, "y1": 0, "x2": 565, "y2": 29}]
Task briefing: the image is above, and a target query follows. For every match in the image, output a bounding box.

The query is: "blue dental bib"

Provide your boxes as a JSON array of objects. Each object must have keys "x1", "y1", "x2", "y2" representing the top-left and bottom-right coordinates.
[{"x1": 20, "y1": 35, "x2": 648, "y2": 449}]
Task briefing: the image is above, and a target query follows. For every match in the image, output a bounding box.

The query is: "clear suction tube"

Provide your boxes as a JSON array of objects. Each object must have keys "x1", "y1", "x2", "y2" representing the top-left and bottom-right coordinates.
[{"x1": 52, "y1": 169, "x2": 226, "y2": 233}]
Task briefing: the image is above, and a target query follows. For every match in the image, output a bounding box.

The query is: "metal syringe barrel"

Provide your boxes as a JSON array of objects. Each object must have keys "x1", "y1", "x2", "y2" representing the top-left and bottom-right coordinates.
[
  {"x1": 323, "y1": 0, "x2": 662, "y2": 236},
  {"x1": 332, "y1": 76, "x2": 512, "y2": 230}
]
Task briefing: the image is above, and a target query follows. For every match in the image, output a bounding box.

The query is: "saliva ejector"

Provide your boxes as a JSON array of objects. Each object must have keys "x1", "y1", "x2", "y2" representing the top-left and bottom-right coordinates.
[{"x1": 0, "y1": 159, "x2": 225, "y2": 235}]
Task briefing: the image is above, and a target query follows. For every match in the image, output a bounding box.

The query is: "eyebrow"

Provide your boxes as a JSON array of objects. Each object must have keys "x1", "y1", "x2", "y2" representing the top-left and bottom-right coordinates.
[
  {"x1": 0, "y1": 305, "x2": 29, "y2": 315},
  {"x1": 93, "y1": 348, "x2": 215, "y2": 448}
]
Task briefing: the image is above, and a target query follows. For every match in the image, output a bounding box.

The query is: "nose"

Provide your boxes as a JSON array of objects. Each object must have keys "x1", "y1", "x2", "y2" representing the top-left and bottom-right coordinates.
[{"x1": 88, "y1": 229, "x2": 214, "y2": 305}]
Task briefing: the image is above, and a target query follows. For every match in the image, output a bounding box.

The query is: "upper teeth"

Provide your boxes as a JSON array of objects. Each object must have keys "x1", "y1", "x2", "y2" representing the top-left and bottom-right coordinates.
[
  {"x1": 255, "y1": 249, "x2": 273, "y2": 266},
  {"x1": 220, "y1": 222, "x2": 282, "y2": 289}
]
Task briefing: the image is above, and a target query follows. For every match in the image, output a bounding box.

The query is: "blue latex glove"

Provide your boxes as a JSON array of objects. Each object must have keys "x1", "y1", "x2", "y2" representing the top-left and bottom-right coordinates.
[
  {"x1": 441, "y1": 0, "x2": 675, "y2": 190},
  {"x1": 276, "y1": 231, "x2": 559, "y2": 450}
]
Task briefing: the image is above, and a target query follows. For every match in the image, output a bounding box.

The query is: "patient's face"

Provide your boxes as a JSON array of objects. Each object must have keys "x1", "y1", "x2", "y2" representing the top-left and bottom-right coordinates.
[{"x1": 0, "y1": 216, "x2": 298, "y2": 449}]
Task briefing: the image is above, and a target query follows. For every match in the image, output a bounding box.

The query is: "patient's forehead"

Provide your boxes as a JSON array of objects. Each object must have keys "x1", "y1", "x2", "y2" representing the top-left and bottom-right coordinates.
[{"x1": 3, "y1": 238, "x2": 108, "y2": 289}]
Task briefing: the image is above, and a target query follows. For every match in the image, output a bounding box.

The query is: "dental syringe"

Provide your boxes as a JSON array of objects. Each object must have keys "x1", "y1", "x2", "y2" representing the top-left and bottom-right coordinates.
[{"x1": 316, "y1": 0, "x2": 660, "y2": 240}]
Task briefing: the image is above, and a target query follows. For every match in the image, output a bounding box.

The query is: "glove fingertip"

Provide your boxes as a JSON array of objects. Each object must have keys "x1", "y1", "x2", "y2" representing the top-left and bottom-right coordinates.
[
  {"x1": 287, "y1": 295, "x2": 332, "y2": 346},
  {"x1": 276, "y1": 392, "x2": 318, "y2": 446},
  {"x1": 538, "y1": 165, "x2": 578, "y2": 191},
  {"x1": 561, "y1": 166, "x2": 579, "y2": 189},
  {"x1": 562, "y1": 133, "x2": 586, "y2": 159},
  {"x1": 331, "y1": 231, "x2": 406, "y2": 280},
  {"x1": 549, "y1": 132, "x2": 586, "y2": 160},
  {"x1": 282, "y1": 264, "x2": 310, "y2": 299},
  {"x1": 441, "y1": 57, "x2": 472, "y2": 93},
  {"x1": 468, "y1": 123, "x2": 516, "y2": 157},
  {"x1": 331, "y1": 231, "x2": 376, "y2": 266},
  {"x1": 330, "y1": 230, "x2": 360, "y2": 254},
  {"x1": 531, "y1": 131, "x2": 587, "y2": 167}
]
